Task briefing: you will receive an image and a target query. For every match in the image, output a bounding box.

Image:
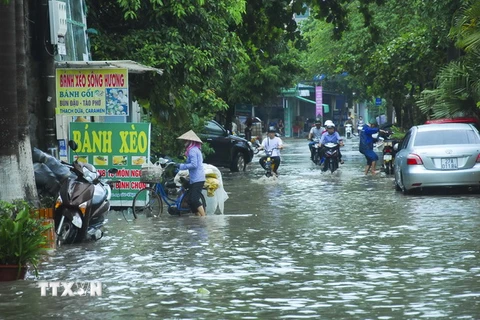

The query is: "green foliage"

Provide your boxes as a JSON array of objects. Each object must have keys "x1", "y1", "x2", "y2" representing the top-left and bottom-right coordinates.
[
  {"x1": 390, "y1": 125, "x2": 406, "y2": 140},
  {"x1": 0, "y1": 200, "x2": 51, "y2": 277},
  {"x1": 450, "y1": 0, "x2": 480, "y2": 52},
  {"x1": 300, "y1": 0, "x2": 465, "y2": 128},
  {"x1": 86, "y1": 0, "x2": 306, "y2": 156},
  {"x1": 417, "y1": 0, "x2": 480, "y2": 119},
  {"x1": 86, "y1": 0, "x2": 244, "y2": 155},
  {"x1": 225, "y1": 0, "x2": 304, "y2": 106}
]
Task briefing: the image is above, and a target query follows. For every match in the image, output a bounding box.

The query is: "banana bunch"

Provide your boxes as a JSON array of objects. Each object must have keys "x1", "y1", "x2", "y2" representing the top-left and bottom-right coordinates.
[
  {"x1": 113, "y1": 156, "x2": 127, "y2": 165},
  {"x1": 133, "y1": 157, "x2": 145, "y2": 165},
  {"x1": 76, "y1": 156, "x2": 88, "y2": 163},
  {"x1": 94, "y1": 156, "x2": 107, "y2": 166}
]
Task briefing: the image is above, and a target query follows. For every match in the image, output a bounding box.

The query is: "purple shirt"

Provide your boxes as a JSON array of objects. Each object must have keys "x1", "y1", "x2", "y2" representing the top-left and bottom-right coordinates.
[
  {"x1": 179, "y1": 147, "x2": 205, "y2": 183},
  {"x1": 320, "y1": 131, "x2": 342, "y2": 145}
]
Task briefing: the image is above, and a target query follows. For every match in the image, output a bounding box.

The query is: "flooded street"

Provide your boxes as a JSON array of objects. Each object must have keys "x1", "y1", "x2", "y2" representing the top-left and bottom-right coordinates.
[{"x1": 1, "y1": 137, "x2": 479, "y2": 319}]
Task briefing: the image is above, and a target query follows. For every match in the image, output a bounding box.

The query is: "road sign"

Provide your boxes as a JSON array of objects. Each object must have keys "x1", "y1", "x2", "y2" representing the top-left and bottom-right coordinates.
[{"x1": 375, "y1": 98, "x2": 382, "y2": 106}]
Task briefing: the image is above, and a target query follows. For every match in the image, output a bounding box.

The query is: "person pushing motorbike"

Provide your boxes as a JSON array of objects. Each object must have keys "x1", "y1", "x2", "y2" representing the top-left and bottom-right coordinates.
[
  {"x1": 359, "y1": 119, "x2": 388, "y2": 175},
  {"x1": 258, "y1": 126, "x2": 284, "y2": 176},
  {"x1": 307, "y1": 118, "x2": 325, "y2": 161},
  {"x1": 176, "y1": 130, "x2": 206, "y2": 216},
  {"x1": 319, "y1": 120, "x2": 344, "y2": 165}
]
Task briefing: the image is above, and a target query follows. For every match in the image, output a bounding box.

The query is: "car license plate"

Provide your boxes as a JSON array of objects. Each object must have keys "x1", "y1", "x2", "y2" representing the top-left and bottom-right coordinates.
[
  {"x1": 441, "y1": 158, "x2": 458, "y2": 169},
  {"x1": 383, "y1": 154, "x2": 392, "y2": 161}
]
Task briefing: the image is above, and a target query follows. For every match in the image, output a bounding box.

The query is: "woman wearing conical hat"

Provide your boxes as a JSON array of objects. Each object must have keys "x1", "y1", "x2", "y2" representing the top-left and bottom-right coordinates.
[{"x1": 177, "y1": 130, "x2": 206, "y2": 216}]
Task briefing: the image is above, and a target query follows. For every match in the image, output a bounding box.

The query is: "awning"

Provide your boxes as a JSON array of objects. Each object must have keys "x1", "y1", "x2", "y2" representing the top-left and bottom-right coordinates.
[
  {"x1": 296, "y1": 96, "x2": 315, "y2": 104},
  {"x1": 55, "y1": 60, "x2": 163, "y2": 75},
  {"x1": 295, "y1": 96, "x2": 329, "y2": 112}
]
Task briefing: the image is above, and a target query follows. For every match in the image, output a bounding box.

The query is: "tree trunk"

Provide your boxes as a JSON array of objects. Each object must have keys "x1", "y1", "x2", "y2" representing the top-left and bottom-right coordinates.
[
  {"x1": 0, "y1": 2, "x2": 27, "y2": 201},
  {"x1": 16, "y1": 0, "x2": 38, "y2": 203}
]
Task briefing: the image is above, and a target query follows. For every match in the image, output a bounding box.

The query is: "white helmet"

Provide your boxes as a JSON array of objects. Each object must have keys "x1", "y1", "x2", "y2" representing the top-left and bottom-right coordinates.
[{"x1": 324, "y1": 120, "x2": 335, "y2": 128}]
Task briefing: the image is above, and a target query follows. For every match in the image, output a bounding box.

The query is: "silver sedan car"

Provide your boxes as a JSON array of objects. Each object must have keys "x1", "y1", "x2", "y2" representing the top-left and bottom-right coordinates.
[{"x1": 394, "y1": 123, "x2": 480, "y2": 194}]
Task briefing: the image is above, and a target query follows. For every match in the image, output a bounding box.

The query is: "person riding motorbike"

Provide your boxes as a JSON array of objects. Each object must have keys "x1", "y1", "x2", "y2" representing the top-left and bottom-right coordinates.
[
  {"x1": 258, "y1": 126, "x2": 284, "y2": 176},
  {"x1": 307, "y1": 118, "x2": 325, "y2": 161},
  {"x1": 344, "y1": 117, "x2": 354, "y2": 138},
  {"x1": 345, "y1": 117, "x2": 353, "y2": 128},
  {"x1": 357, "y1": 116, "x2": 365, "y2": 134},
  {"x1": 319, "y1": 120, "x2": 344, "y2": 165}
]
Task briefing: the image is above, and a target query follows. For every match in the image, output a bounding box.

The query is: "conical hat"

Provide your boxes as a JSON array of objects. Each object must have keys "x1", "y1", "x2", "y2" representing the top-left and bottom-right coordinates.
[{"x1": 177, "y1": 130, "x2": 203, "y2": 143}]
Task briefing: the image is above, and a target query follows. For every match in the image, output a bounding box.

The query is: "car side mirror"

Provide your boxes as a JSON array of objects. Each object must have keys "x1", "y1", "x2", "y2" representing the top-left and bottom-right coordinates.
[{"x1": 393, "y1": 143, "x2": 399, "y2": 151}]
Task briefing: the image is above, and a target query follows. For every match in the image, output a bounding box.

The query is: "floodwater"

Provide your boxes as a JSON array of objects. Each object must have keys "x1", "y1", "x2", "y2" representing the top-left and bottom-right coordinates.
[{"x1": 0, "y1": 137, "x2": 479, "y2": 319}]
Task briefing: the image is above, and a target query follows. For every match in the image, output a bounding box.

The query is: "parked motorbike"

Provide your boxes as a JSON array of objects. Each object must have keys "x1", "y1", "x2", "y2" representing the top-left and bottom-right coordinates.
[
  {"x1": 322, "y1": 142, "x2": 340, "y2": 173},
  {"x1": 33, "y1": 147, "x2": 71, "y2": 204},
  {"x1": 378, "y1": 128, "x2": 397, "y2": 175},
  {"x1": 345, "y1": 124, "x2": 353, "y2": 139},
  {"x1": 55, "y1": 140, "x2": 118, "y2": 244}
]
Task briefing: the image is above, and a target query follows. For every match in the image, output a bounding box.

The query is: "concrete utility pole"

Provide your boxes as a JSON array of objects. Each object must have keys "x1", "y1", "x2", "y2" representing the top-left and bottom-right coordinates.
[{"x1": 41, "y1": 0, "x2": 58, "y2": 153}]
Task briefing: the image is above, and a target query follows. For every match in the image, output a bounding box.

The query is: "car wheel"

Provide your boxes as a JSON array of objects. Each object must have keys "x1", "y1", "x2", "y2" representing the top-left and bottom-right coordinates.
[
  {"x1": 400, "y1": 173, "x2": 410, "y2": 195},
  {"x1": 394, "y1": 176, "x2": 402, "y2": 191},
  {"x1": 231, "y1": 152, "x2": 246, "y2": 172}
]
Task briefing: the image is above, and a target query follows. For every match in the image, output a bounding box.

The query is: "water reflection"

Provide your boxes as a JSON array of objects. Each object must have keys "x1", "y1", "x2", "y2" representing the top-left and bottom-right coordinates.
[{"x1": 0, "y1": 138, "x2": 479, "y2": 319}]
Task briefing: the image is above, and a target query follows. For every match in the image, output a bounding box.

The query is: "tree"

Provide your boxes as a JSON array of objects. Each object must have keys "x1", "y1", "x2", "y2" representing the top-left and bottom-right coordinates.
[
  {"x1": 417, "y1": 0, "x2": 480, "y2": 119},
  {"x1": 0, "y1": 0, "x2": 37, "y2": 202},
  {"x1": 86, "y1": 0, "x2": 247, "y2": 154},
  {"x1": 86, "y1": 0, "x2": 306, "y2": 154},
  {"x1": 224, "y1": 0, "x2": 304, "y2": 107},
  {"x1": 300, "y1": 0, "x2": 464, "y2": 128}
]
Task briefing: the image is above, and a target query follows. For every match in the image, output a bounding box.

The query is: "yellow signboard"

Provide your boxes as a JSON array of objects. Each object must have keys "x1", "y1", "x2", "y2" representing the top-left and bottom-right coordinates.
[{"x1": 55, "y1": 68, "x2": 129, "y2": 116}]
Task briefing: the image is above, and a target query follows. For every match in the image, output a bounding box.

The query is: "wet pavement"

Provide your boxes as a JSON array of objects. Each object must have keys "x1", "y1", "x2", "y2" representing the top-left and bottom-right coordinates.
[{"x1": 0, "y1": 136, "x2": 479, "y2": 319}]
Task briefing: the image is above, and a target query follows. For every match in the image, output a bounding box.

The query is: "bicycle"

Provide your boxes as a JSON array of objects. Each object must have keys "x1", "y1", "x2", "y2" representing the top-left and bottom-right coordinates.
[{"x1": 132, "y1": 159, "x2": 206, "y2": 218}]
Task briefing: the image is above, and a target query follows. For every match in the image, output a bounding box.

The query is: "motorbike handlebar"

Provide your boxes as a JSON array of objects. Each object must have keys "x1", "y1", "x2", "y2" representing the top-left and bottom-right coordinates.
[
  {"x1": 255, "y1": 146, "x2": 280, "y2": 155},
  {"x1": 105, "y1": 180, "x2": 121, "y2": 188}
]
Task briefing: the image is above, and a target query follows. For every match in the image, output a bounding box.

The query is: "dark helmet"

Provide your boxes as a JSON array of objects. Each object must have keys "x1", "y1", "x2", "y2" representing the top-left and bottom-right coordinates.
[
  {"x1": 315, "y1": 118, "x2": 322, "y2": 125},
  {"x1": 267, "y1": 126, "x2": 277, "y2": 133}
]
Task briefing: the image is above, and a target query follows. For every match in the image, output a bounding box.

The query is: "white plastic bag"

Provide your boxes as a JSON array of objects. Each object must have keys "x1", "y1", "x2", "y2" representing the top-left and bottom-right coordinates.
[
  {"x1": 174, "y1": 164, "x2": 228, "y2": 215},
  {"x1": 140, "y1": 162, "x2": 163, "y2": 182},
  {"x1": 202, "y1": 164, "x2": 228, "y2": 215}
]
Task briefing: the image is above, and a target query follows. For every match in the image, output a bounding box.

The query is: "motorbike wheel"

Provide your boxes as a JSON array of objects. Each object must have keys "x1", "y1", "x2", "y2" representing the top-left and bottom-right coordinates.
[
  {"x1": 312, "y1": 152, "x2": 320, "y2": 165},
  {"x1": 132, "y1": 187, "x2": 163, "y2": 219},
  {"x1": 330, "y1": 158, "x2": 338, "y2": 173},
  {"x1": 264, "y1": 160, "x2": 273, "y2": 177},
  {"x1": 57, "y1": 219, "x2": 79, "y2": 245},
  {"x1": 384, "y1": 161, "x2": 392, "y2": 175},
  {"x1": 322, "y1": 158, "x2": 329, "y2": 172}
]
